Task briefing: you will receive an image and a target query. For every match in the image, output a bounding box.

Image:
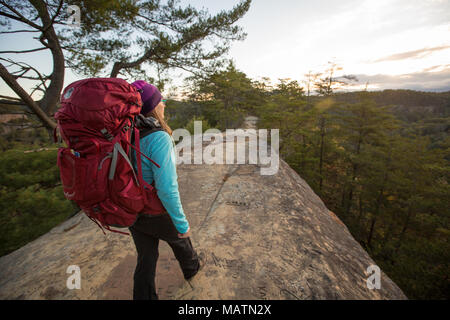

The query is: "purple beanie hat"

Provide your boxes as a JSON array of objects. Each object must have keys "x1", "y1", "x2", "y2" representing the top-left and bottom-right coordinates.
[{"x1": 131, "y1": 80, "x2": 162, "y2": 115}]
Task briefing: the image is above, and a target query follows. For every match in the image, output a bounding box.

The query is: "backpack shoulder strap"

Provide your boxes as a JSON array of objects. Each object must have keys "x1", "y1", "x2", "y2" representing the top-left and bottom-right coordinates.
[{"x1": 140, "y1": 126, "x2": 164, "y2": 139}]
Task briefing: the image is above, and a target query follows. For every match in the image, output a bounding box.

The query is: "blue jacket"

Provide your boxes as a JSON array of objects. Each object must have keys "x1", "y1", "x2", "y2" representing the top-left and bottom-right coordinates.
[{"x1": 131, "y1": 130, "x2": 189, "y2": 234}]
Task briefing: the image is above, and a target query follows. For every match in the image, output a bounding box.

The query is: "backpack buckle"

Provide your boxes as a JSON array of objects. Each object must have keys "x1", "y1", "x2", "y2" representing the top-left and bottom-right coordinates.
[{"x1": 101, "y1": 128, "x2": 113, "y2": 141}]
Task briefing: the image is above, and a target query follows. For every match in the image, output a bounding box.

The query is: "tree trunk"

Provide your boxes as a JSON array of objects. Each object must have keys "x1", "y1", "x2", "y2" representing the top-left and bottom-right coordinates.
[
  {"x1": 367, "y1": 170, "x2": 388, "y2": 248},
  {"x1": 110, "y1": 49, "x2": 153, "y2": 78},
  {"x1": 367, "y1": 216, "x2": 377, "y2": 249},
  {"x1": 345, "y1": 134, "x2": 362, "y2": 216},
  {"x1": 381, "y1": 219, "x2": 395, "y2": 250},
  {"x1": 0, "y1": 63, "x2": 56, "y2": 130},
  {"x1": 357, "y1": 192, "x2": 364, "y2": 226},
  {"x1": 346, "y1": 187, "x2": 353, "y2": 216},
  {"x1": 29, "y1": 0, "x2": 65, "y2": 116},
  {"x1": 395, "y1": 205, "x2": 413, "y2": 254},
  {"x1": 341, "y1": 186, "x2": 346, "y2": 208},
  {"x1": 110, "y1": 62, "x2": 123, "y2": 78},
  {"x1": 0, "y1": 0, "x2": 64, "y2": 129},
  {"x1": 318, "y1": 117, "x2": 325, "y2": 191},
  {"x1": 300, "y1": 134, "x2": 306, "y2": 170}
]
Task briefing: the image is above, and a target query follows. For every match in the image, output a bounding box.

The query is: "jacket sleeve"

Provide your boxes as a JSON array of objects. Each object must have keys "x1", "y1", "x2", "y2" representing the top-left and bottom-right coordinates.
[{"x1": 140, "y1": 131, "x2": 189, "y2": 234}]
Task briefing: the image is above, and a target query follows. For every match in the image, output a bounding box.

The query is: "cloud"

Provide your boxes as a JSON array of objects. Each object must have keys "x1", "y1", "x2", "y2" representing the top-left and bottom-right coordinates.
[
  {"x1": 352, "y1": 66, "x2": 450, "y2": 91},
  {"x1": 371, "y1": 45, "x2": 450, "y2": 63},
  {"x1": 420, "y1": 64, "x2": 450, "y2": 72}
]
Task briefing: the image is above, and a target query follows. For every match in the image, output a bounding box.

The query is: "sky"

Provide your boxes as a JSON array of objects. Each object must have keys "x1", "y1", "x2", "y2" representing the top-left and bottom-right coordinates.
[
  {"x1": 225, "y1": 0, "x2": 450, "y2": 92},
  {"x1": 0, "y1": 0, "x2": 449, "y2": 98}
]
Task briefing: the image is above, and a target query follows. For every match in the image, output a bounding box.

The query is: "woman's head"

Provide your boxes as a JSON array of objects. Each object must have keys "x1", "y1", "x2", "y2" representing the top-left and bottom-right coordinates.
[
  {"x1": 131, "y1": 80, "x2": 172, "y2": 135},
  {"x1": 131, "y1": 80, "x2": 162, "y2": 115}
]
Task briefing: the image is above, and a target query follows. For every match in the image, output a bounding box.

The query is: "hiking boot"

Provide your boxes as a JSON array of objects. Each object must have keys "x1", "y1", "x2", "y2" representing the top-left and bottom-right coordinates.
[{"x1": 185, "y1": 251, "x2": 206, "y2": 281}]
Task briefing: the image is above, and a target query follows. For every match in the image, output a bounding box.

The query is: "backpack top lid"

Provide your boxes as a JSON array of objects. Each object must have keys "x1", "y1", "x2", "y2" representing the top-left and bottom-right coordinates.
[{"x1": 55, "y1": 78, "x2": 142, "y2": 133}]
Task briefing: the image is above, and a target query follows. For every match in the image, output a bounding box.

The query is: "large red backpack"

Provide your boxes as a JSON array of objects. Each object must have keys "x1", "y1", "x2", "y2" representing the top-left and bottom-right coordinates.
[{"x1": 54, "y1": 78, "x2": 166, "y2": 234}]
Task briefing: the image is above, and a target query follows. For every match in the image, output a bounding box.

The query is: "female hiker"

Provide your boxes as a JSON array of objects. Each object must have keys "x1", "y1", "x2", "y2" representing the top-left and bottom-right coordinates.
[{"x1": 129, "y1": 80, "x2": 201, "y2": 300}]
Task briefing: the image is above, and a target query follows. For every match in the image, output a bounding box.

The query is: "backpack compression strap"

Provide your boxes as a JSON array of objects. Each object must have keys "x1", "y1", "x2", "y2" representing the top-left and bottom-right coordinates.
[{"x1": 130, "y1": 127, "x2": 161, "y2": 195}]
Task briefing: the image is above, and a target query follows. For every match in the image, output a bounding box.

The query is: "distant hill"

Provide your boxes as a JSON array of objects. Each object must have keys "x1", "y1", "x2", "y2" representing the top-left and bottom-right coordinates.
[
  {"x1": 309, "y1": 90, "x2": 450, "y2": 151},
  {"x1": 330, "y1": 89, "x2": 450, "y2": 122},
  {"x1": 0, "y1": 100, "x2": 27, "y2": 114}
]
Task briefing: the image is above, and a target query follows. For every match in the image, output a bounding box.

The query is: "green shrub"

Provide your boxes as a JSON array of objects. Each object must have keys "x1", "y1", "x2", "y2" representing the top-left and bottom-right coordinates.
[
  {"x1": 184, "y1": 115, "x2": 213, "y2": 134},
  {"x1": 0, "y1": 145, "x2": 76, "y2": 257}
]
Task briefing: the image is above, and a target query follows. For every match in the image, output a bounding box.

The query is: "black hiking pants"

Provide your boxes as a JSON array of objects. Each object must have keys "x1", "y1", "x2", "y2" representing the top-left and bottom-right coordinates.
[{"x1": 129, "y1": 213, "x2": 199, "y2": 300}]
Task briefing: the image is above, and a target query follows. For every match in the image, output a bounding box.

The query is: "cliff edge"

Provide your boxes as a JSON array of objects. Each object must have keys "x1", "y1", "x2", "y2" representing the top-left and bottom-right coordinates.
[{"x1": 0, "y1": 128, "x2": 407, "y2": 300}]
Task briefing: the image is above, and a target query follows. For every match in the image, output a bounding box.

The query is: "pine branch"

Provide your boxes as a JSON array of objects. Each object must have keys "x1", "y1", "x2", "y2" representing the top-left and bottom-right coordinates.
[
  {"x1": 0, "y1": 1, "x2": 42, "y2": 30},
  {"x1": 0, "y1": 47, "x2": 48, "y2": 54},
  {"x1": 0, "y1": 29, "x2": 40, "y2": 34}
]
